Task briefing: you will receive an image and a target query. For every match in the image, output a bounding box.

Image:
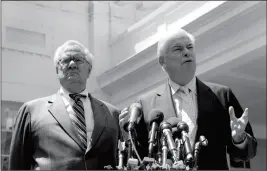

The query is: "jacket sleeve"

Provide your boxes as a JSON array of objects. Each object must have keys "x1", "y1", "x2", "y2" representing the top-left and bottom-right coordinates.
[
  {"x1": 9, "y1": 103, "x2": 33, "y2": 170},
  {"x1": 226, "y1": 88, "x2": 257, "y2": 161},
  {"x1": 133, "y1": 101, "x2": 149, "y2": 160}
]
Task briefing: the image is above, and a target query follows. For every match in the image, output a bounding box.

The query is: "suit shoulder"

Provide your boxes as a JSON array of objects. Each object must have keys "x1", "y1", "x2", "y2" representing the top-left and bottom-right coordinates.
[
  {"x1": 98, "y1": 100, "x2": 121, "y2": 127},
  {"x1": 138, "y1": 90, "x2": 159, "y2": 103},
  {"x1": 23, "y1": 95, "x2": 54, "y2": 108},
  {"x1": 99, "y1": 100, "x2": 118, "y2": 111},
  {"x1": 201, "y1": 81, "x2": 235, "y2": 108},
  {"x1": 15, "y1": 95, "x2": 54, "y2": 122},
  {"x1": 203, "y1": 81, "x2": 230, "y2": 94},
  {"x1": 96, "y1": 99, "x2": 120, "y2": 119}
]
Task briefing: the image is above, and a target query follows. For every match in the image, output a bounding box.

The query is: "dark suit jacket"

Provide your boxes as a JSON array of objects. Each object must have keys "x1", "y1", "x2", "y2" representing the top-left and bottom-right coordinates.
[
  {"x1": 9, "y1": 92, "x2": 120, "y2": 170},
  {"x1": 130, "y1": 78, "x2": 257, "y2": 170}
]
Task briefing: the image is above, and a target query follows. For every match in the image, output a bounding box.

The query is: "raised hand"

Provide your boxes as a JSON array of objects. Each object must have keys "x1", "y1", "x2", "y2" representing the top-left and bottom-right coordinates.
[{"x1": 229, "y1": 106, "x2": 248, "y2": 143}]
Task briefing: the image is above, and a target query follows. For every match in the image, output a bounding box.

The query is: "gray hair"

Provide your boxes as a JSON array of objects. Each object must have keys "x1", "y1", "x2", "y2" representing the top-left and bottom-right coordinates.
[
  {"x1": 53, "y1": 40, "x2": 93, "y2": 69},
  {"x1": 157, "y1": 29, "x2": 195, "y2": 59}
]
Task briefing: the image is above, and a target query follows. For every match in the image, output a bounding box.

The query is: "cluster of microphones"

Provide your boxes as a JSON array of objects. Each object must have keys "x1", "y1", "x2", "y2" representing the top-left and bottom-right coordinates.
[{"x1": 112, "y1": 103, "x2": 208, "y2": 170}]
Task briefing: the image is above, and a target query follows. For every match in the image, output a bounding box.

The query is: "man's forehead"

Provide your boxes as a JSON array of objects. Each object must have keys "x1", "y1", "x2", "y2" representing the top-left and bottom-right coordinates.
[
  {"x1": 61, "y1": 46, "x2": 85, "y2": 57},
  {"x1": 159, "y1": 34, "x2": 192, "y2": 53},
  {"x1": 170, "y1": 36, "x2": 192, "y2": 47}
]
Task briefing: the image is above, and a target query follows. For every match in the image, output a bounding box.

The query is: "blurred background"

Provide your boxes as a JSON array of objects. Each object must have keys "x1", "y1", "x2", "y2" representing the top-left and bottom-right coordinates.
[{"x1": 1, "y1": 1, "x2": 266, "y2": 170}]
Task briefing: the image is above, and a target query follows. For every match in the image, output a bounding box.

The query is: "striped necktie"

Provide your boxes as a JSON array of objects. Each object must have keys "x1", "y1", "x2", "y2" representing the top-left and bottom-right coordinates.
[{"x1": 69, "y1": 93, "x2": 87, "y2": 151}]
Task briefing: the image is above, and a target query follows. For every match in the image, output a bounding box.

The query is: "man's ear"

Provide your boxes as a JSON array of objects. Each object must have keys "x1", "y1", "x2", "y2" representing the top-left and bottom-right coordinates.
[
  {"x1": 88, "y1": 67, "x2": 92, "y2": 76},
  {"x1": 87, "y1": 70, "x2": 91, "y2": 79},
  {"x1": 159, "y1": 56, "x2": 165, "y2": 67}
]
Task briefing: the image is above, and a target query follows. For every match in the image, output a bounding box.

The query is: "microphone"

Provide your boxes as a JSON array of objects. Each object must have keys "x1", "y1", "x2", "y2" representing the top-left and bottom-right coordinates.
[
  {"x1": 117, "y1": 141, "x2": 125, "y2": 170},
  {"x1": 160, "y1": 136, "x2": 168, "y2": 168},
  {"x1": 166, "y1": 117, "x2": 181, "y2": 161},
  {"x1": 177, "y1": 121, "x2": 194, "y2": 168},
  {"x1": 124, "y1": 103, "x2": 142, "y2": 132},
  {"x1": 156, "y1": 136, "x2": 162, "y2": 165},
  {"x1": 122, "y1": 103, "x2": 143, "y2": 165},
  {"x1": 117, "y1": 151, "x2": 124, "y2": 170},
  {"x1": 167, "y1": 117, "x2": 180, "y2": 141},
  {"x1": 172, "y1": 128, "x2": 180, "y2": 147},
  {"x1": 148, "y1": 109, "x2": 164, "y2": 157},
  {"x1": 194, "y1": 135, "x2": 208, "y2": 169},
  {"x1": 160, "y1": 121, "x2": 179, "y2": 163}
]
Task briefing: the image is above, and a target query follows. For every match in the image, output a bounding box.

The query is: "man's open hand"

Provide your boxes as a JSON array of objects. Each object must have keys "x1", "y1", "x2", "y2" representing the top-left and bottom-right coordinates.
[{"x1": 229, "y1": 106, "x2": 248, "y2": 143}]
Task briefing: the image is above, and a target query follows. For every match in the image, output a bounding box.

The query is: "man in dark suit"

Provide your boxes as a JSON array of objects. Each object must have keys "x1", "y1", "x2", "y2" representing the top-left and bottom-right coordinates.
[
  {"x1": 119, "y1": 29, "x2": 257, "y2": 170},
  {"x1": 9, "y1": 40, "x2": 120, "y2": 170}
]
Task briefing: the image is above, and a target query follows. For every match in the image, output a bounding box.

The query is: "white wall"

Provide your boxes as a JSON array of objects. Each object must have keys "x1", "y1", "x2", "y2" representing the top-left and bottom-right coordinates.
[
  {"x1": 1, "y1": 1, "x2": 164, "y2": 103},
  {"x1": 2, "y1": 1, "x2": 90, "y2": 102}
]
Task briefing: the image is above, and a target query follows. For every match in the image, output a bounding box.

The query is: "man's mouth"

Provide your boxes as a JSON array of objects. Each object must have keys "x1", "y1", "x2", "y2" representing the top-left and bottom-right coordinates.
[
  {"x1": 183, "y1": 59, "x2": 193, "y2": 63},
  {"x1": 68, "y1": 72, "x2": 79, "y2": 76}
]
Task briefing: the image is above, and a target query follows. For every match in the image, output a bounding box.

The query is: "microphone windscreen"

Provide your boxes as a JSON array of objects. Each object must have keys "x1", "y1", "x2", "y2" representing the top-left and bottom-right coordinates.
[
  {"x1": 129, "y1": 102, "x2": 142, "y2": 110},
  {"x1": 128, "y1": 102, "x2": 142, "y2": 124},
  {"x1": 148, "y1": 109, "x2": 164, "y2": 125},
  {"x1": 124, "y1": 103, "x2": 142, "y2": 131},
  {"x1": 177, "y1": 121, "x2": 189, "y2": 133},
  {"x1": 166, "y1": 117, "x2": 180, "y2": 127}
]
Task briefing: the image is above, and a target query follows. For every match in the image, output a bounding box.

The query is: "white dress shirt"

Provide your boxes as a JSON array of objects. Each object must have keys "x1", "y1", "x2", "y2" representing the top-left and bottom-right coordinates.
[{"x1": 59, "y1": 87, "x2": 94, "y2": 150}]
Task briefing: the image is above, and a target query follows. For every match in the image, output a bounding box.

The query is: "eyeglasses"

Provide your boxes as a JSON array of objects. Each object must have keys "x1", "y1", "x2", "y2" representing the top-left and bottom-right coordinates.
[{"x1": 59, "y1": 56, "x2": 88, "y2": 66}]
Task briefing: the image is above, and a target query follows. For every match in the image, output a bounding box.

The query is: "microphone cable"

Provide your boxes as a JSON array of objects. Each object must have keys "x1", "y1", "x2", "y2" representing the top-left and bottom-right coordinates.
[{"x1": 128, "y1": 130, "x2": 143, "y2": 167}]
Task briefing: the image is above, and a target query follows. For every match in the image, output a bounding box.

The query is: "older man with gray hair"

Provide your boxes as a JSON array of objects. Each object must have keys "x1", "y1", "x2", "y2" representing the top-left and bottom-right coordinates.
[
  {"x1": 9, "y1": 40, "x2": 121, "y2": 170},
  {"x1": 119, "y1": 29, "x2": 257, "y2": 170}
]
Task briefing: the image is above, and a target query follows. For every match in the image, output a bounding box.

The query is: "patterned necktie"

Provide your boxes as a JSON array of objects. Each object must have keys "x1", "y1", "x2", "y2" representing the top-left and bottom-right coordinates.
[
  {"x1": 69, "y1": 93, "x2": 87, "y2": 151},
  {"x1": 176, "y1": 86, "x2": 197, "y2": 147}
]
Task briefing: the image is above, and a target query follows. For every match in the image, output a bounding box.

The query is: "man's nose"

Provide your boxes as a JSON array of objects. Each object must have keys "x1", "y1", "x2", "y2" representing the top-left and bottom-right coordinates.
[
  {"x1": 183, "y1": 52, "x2": 190, "y2": 58},
  {"x1": 68, "y1": 60, "x2": 78, "y2": 69},
  {"x1": 183, "y1": 48, "x2": 191, "y2": 57}
]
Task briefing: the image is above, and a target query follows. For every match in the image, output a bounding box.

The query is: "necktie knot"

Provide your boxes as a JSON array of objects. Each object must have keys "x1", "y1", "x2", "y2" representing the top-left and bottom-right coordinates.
[
  {"x1": 179, "y1": 86, "x2": 189, "y2": 95},
  {"x1": 69, "y1": 93, "x2": 86, "y2": 101}
]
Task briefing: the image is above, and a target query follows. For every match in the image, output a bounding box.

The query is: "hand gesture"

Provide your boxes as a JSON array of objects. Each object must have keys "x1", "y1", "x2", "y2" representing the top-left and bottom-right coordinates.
[
  {"x1": 229, "y1": 106, "x2": 248, "y2": 143},
  {"x1": 119, "y1": 107, "x2": 129, "y2": 131}
]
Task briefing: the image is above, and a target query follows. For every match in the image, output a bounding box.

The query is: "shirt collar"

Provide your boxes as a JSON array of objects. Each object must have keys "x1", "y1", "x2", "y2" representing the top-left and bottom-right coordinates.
[
  {"x1": 59, "y1": 86, "x2": 88, "y2": 100},
  {"x1": 169, "y1": 76, "x2": 197, "y2": 95}
]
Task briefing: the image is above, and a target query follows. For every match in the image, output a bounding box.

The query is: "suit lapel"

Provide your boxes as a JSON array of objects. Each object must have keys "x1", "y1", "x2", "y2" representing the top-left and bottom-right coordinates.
[
  {"x1": 87, "y1": 94, "x2": 107, "y2": 152},
  {"x1": 155, "y1": 80, "x2": 177, "y2": 120},
  {"x1": 47, "y1": 92, "x2": 85, "y2": 151},
  {"x1": 195, "y1": 78, "x2": 215, "y2": 139}
]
